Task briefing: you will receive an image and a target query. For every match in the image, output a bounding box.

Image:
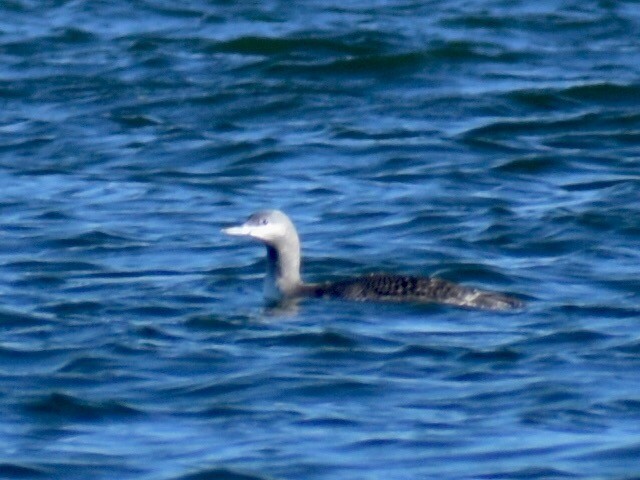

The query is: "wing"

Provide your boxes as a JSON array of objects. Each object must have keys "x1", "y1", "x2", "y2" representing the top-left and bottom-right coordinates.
[{"x1": 305, "y1": 273, "x2": 522, "y2": 310}]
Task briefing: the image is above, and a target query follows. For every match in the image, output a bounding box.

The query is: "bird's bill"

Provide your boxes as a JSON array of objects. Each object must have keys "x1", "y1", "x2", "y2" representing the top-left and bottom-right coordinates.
[{"x1": 221, "y1": 224, "x2": 253, "y2": 236}]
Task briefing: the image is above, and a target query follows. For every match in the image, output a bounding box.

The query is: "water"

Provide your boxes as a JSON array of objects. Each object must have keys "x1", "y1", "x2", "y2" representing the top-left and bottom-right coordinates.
[{"x1": 1, "y1": 1, "x2": 640, "y2": 478}]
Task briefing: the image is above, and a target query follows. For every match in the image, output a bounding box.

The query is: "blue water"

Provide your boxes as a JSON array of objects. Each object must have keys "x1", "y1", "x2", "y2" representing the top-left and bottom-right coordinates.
[{"x1": 2, "y1": 1, "x2": 640, "y2": 479}]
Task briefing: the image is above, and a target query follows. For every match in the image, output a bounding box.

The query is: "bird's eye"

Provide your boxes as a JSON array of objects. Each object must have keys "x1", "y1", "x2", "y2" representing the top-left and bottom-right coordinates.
[{"x1": 261, "y1": 219, "x2": 269, "y2": 225}]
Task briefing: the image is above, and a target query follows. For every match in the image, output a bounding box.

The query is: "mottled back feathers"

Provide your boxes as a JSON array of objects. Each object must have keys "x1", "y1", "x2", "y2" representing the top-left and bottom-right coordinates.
[{"x1": 301, "y1": 273, "x2": 523, "y2": 311}]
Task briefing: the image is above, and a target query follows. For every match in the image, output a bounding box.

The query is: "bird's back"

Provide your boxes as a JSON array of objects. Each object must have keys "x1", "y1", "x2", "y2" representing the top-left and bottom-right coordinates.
[{"x1": 300, "y1": 273, "x2": 522, "y2": 311}]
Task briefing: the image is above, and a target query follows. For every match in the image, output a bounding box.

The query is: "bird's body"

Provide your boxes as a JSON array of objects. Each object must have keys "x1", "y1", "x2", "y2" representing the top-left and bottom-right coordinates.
[
  {"x1": 223, "y1": 210, "x2": 523, "y2": 311},
  {"x1": 299, "y1": 273, "x2": 522, "y2": 310}
]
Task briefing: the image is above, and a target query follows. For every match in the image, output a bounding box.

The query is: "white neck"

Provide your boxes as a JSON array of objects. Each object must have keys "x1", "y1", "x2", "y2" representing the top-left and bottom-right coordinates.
[{"x1": 263, "y1": 237, "x2": 301, "y2": 301}]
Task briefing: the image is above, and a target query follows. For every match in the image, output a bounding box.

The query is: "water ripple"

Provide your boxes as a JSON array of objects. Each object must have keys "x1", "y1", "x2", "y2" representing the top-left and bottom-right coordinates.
[{"x1": 23, "y1": 392, "x2": 141, "y2": 421}]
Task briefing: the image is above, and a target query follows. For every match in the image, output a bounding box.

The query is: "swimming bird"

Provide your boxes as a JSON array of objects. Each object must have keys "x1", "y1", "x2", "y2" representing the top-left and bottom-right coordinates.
[{"x1": 222, "y1": 210, "x2": 523, "y2": 311}]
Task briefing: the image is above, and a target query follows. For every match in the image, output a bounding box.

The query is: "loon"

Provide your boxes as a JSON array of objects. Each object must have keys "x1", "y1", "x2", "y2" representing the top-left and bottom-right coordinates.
[{"x1": 222, "y1": 210, "x2": 523, "y2": 311}]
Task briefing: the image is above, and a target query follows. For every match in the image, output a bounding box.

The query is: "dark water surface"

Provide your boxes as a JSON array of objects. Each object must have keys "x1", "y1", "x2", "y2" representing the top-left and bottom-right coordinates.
[{"x1": 2, "y1": 1, "x2": 640, "y2": 478}]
